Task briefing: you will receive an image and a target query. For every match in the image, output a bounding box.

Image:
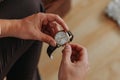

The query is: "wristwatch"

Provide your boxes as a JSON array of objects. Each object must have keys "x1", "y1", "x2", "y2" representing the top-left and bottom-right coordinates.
[{"x1": 47, "y1": 30, "x2": 73, "y2": 58}]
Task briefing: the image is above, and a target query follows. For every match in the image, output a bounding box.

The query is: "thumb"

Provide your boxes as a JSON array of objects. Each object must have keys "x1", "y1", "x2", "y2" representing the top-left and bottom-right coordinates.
[
  {"x1": 62, "y1": 44, "x2": 72, "y2": 63},
  {"x1": 39, "y1": 32, "x2": 56, "y2": 46}
]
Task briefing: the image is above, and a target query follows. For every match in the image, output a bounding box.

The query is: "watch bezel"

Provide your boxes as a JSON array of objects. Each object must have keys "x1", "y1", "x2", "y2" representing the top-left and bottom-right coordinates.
[
  {"x1": 54, "y1": 30, "x2": 71, "y2": 47},
  {"x1": 47, "y1": 30, "x2": 73, "y2": 58}
]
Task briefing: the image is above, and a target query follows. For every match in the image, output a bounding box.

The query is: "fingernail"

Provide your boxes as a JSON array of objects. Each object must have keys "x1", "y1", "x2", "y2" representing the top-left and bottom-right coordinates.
[
  {"x1": 65, "y1": 44, "x2": 71, "y2": 49},
  {"x1": 50, "y1": 40, "x2": 56, "y2": 46}
]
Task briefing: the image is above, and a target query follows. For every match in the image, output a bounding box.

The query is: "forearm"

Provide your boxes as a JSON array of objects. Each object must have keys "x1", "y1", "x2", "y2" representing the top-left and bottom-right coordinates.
[{"x1": 0, "y1": 19, "x2": 20, "y2": 38}]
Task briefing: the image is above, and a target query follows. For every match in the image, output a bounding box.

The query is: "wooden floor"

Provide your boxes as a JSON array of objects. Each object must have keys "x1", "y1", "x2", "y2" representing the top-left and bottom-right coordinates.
[{"x1": 38, "y1": 0, "x2": 120, "y2": 80}]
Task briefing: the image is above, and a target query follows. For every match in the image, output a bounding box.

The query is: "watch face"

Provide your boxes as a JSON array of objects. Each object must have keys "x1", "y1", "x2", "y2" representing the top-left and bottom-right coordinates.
[{"x1": 55, "y1": 31, "x2": 70, "y2": 46}]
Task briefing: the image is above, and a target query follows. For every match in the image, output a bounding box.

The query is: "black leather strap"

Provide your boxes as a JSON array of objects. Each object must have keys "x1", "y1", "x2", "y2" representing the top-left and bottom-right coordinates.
[
  {"x1": 47, "y1": 31, "x2": 74, "y2": 58},
  {"x1": 47, "y1": 45, "x2": 58, "y2": 57},
  {"x1": 67, "y1": 31, "x2": 74, "y2": 41}
]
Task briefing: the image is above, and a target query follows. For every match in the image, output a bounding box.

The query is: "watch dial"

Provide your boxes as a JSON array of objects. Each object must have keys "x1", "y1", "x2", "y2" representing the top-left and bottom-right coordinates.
[{"x1": 55, "y1": 31, "x2": 69, "y2": 46}]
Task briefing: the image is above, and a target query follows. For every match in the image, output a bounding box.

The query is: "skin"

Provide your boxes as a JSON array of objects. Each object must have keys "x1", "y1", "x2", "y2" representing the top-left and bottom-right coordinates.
[
  {"x1": 0, "y1": 12, "x2": 69, "y2": 46},
  {"x1": 59, "y1": 44, "x2": 89, "y2": 80},
  {"x1": 0, "y1": 12, "x2": 89, "y2": 80}
]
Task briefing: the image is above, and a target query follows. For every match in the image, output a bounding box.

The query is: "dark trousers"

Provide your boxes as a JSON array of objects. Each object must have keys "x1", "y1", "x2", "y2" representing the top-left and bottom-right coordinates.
[{"x1": 0, "y1": 38, "x2": 42, "y2": 80}]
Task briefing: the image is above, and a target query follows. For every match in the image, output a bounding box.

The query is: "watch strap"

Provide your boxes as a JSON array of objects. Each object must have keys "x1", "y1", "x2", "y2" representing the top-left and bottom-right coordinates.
[
  {"x1": 47, "y1": 45, "x2": 58, "y2": 57},
  {"x1": 67, "y1": 31, "x2": 74, "y2": 41},
  {"x1": 47, "y1": 31, "x2": 74, "y2": 58}
]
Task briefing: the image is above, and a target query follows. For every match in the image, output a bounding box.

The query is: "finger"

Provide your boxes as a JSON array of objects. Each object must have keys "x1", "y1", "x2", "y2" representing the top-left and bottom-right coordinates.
[
  {"x1": 62, "y1": 44, "x2": 72, "y2": 63},
  {"x1": 70, "y1": 44, "x2": 88, "y2": 64},
  {"x1": 39, "y1": 32, "x2": 56, "y2": 46},
  {"x1": 70, "y1": 43, "x2": 83, "y2": 51},
  {"x1": 43, "y1": 17, "x2": 48, "y2": 25},
  {"x1": 78, "y1": 47, "x2": 89, "y2": 70},
  {"x1": 46, "y1": 14, "x2": 69, "y2": 31},
  {"x1": 42, "y1": 22, "x2": 60, "y2": 37},
  {"x1": 49, "y1": 22, "x2": 60, "y2": 36},
  {"x1": 79, "y1": 47, "x2": 88, "y2": 64},
  {"x1": 49, "y1": 22, "x2": 60, "y2": 32}
]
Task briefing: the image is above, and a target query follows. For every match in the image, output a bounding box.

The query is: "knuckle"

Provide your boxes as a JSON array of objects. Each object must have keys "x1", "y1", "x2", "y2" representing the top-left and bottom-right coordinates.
[
  {"x1": 63, "y1": 60, "x2": 70, "y2": 65},
  {"x1": 87, "y1": 66, "x2": 90, "y2": 71},
  {"x1": 37, "y1": 12, "x2": 44, "y2": 17},
  {"x1": 82, "y1": 47, "x2": 87, "y2": 52},
  {"x1": 85, "y1": 63, "x2": 89, "y2": 67},
  {"x1": 30, "y1": 32, "x2": 38, "y2": 40},
  {"x1": 63, "y1": 48, "x2": 70, "y2": 53},
  {"x1": 37, "y1": 12, "x2": 43, "y2": 15},
  {"x1": 41, "y1": 35, "x2": 46, "y2": 41},
  {"x1": 82, "y1": 46, "x2": 86, "y2": 50},
  {"x1": 85, "y1": 63, "x2": 90, "y2": 72},
  {"x1": 55, "y1": 14, "x2": 60, "y2": 18},
  {"x1": 84, "y1": 62, "x2": 89, "y2": 69},
  {"x1": 43, "y1": 36, "x2": 51, "y2": 43}
]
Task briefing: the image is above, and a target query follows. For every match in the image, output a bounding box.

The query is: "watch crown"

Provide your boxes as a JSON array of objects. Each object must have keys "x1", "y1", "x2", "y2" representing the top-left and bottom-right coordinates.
[{"x1": 67, "y1": 31, "x2": 74, "y2": 41}]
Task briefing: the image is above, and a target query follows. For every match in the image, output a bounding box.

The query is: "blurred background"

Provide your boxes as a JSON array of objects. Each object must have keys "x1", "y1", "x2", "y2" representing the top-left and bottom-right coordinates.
[{"x1": 39, "y1": 0, "x2": 120, "y2": 80}]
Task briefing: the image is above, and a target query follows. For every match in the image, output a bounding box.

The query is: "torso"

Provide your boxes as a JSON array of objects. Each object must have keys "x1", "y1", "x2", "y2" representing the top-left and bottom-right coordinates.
[{"x1": 0, "y1": 0, "x2": 44, "y2": 19}]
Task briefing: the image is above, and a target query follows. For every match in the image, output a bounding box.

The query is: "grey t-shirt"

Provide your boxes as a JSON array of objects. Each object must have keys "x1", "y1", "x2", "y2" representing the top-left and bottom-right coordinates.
[{"x1": 0, "y1": 0, "x2": 44, "y2": 19}]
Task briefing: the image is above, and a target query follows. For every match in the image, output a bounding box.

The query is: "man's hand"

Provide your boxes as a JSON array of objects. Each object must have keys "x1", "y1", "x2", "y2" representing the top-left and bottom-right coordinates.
[
  {"x1": 58, "y1": 44, "x2": 89, "y2": 80},
  {"x1": 1, "y1": 13, "x2": 69, "y2": 46}
]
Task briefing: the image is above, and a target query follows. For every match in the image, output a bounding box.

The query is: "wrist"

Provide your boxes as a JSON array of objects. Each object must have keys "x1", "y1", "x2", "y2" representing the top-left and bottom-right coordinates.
[
  {"x1": 0, "y1": 19, "x2": 21, "y2": 37},
  {"x1": 0, "y1": 25, "x2": 1, "y2": 37},
  {"x1": 0, "y1": 20, "x2": 10, "y2": 37}
]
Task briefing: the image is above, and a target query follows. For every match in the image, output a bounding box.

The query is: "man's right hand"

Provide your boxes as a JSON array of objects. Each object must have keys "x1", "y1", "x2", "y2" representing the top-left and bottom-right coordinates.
[{"x1": 58, "y1": 44, "x2": 89, "y2": 80}]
